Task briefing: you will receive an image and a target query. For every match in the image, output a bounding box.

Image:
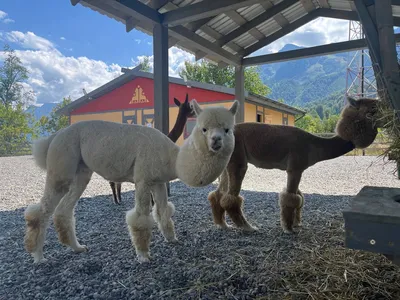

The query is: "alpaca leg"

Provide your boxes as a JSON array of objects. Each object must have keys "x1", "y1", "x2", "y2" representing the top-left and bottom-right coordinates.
[
  {"x1": 117, "y1": 183, "x2": 122, "y2": 204},
  {"x1": 53, "y1": 165, "x2": 93, "y2": 253},
  {"x1": 208, "y1": 168, "x2": 230, "y2": 229},
  {"x1": 126, "y1": 181, "x2": 153, "y2": 263},
  {"x1": 221, "y1": 163, "x2": 257, "y2": 231},
  {"x1": 279, "y1": 170, "x2": 303, "y2": 234},
  {"x1": 110, "y1": 182, "x2": 119, "y2": 205},
  {"x1": 294, "y1": 189, "x2": 304, "y2": 227},
  {"x1": 151, "y1": 183, "x2": 177, "y2": 242},
  {"x1": 24, "y1": 176, "x2": 73, "y2": 263}
]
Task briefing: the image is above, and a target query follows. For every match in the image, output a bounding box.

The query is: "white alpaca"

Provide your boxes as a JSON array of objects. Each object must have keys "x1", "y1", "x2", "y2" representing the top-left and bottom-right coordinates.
[{"x1": 24, "y1": 99, "x2": 239, "y2": 264}]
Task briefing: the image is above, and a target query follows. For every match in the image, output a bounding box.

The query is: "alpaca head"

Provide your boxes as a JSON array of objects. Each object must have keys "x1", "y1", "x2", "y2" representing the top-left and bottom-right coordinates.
[
  {"x1": 174, "y1": 93, "x2": 195, "y2": 118},
  {"x1": 335, "y1": 96, "x2": 380, "y2": 148},
  {"x1": 175, "y1": 99, "x2": 240, "y2": 187},
  {"x1": 190, "y1": 99, "x2": 239, "y2": 153}
]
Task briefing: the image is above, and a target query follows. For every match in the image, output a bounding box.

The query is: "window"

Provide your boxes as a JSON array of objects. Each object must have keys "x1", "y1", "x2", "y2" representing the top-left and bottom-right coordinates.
[
  {"x1": 282, "y1": 113, "x2": 288, "y2": 125},
  {"x1": 256, "y1": 113, "x2": 262, "y2": 123}
]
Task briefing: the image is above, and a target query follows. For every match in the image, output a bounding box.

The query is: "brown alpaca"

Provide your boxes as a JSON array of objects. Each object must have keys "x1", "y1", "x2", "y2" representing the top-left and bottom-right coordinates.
[
  {"x1": 208, "y1": 97, "x2": 380, "y2": 233},
  {"x1": 109, "y1": 93, "x2": 195, "y2": 204}
]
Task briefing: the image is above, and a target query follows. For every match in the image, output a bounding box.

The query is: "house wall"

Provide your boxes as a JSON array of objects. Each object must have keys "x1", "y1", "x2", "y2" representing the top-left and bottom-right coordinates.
[{"x1": 69, "y1": 76, "x2": 298, "y2": 146}]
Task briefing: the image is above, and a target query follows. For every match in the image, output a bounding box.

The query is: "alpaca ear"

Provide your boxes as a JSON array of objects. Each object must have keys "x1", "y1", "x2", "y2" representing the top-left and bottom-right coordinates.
[
  {"x1": 190, "y1": 99, "x2": 202, "y2": 116},
  {"x1": 185, "y1": 93, "x2": 189, "y2": 103},
  {"x1": 174, "y1": 98, "x2": 181, "y2": 107},
  {"x1": 347, "y1": 97, "x2": 359, "y2": 109},
  {"x1": 229, "y1": 100, "x2": 240, "y2": 115}
]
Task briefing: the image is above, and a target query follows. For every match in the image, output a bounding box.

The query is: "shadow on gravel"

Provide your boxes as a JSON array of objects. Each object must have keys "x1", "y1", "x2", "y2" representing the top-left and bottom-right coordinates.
[{"x1": 0, "y1": 181, "x2": 355, "y2": 300}]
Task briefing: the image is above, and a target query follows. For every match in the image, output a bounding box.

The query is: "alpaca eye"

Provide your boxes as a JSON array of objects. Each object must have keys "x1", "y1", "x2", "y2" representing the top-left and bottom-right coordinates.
[
  {"x1": 202, "y1": 128, "x2": 207, "y2": 133},
  {"x1": 225, "y1": 129, "x2": 229, "y2": 133}
]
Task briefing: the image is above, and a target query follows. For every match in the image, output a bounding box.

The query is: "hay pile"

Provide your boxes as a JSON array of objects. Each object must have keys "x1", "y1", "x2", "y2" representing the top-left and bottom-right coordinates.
[
  {"x1": 260, "y1": 218, "x2": 400, "y2": 300},
  {"x1": 376, "y1": 78, "x2": 400, "y2": 176}
]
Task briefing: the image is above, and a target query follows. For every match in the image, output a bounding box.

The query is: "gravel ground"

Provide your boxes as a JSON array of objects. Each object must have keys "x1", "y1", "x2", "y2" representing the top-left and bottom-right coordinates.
[{"x1": 1, "y1": 155, "x2": 400, "y2": 299}]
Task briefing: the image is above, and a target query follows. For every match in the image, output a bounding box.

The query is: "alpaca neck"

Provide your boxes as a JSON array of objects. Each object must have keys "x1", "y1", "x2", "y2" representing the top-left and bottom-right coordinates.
[
  {"x1": 313, "y1": 135, "x2": 355, "y2": 163},
  {"x1": 167, "y1": 110, "x2": 188, "y2": 143}
]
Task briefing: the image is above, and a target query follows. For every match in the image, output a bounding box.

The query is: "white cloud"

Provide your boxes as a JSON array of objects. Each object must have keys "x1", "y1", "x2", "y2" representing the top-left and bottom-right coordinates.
[
  {"x1": 0, "y1": 10, "x2": 14, "y2": 24},
  {"x1": 132, "y1": 47, "x2": 195, "y2": 78},
  {"x1": 253, "y1": 17, "x2": 349, "y2": 55},
  {"x1": 134, "y1": 39, "x2": 141, "y2": 44},
  {"x1": 0, "y1": 31, "x2": 123, "y2": 105},
  {"x1": 5, "y1": 31, "x2": 59, "y2": 53},
  {"x1": 60, "y1": 37, "x2": 66, "y2": 40}
]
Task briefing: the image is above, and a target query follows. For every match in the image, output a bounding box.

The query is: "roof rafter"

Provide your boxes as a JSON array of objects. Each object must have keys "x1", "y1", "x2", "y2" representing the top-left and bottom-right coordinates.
[
  {"x1": 168, "y1": 25, "x2": 242, "y2": 66},
  {"x1": 161, "y1": 0, "x2": 263, "y2": 27},
  {"x1": 318, "y1": 8, "x2": 400, "y2": 26},
  {"x1": 217, "y1": 0, "x2": 298, "y2": 48},
  {"x1": 114, "y1": 0, "x2": 161, "y2": 23},
  {"x1": 243, "y1": 33, "x2": 400, "y2": 66},
  {"x1": 241, "y1": 9, "x2": 321, "y2": 57}
]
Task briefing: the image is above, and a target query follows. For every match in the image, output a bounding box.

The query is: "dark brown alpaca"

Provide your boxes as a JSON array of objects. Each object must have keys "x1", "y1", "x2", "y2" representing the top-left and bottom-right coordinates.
[
  {"x1": 109, "y1": 93, "x2": 195, "y2": 204},
  {"x1": 208, "y1": 97, "x2": 380, "y2": 233}
]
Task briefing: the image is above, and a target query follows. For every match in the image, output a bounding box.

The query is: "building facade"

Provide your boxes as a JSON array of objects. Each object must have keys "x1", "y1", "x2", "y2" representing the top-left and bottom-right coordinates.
[{"x1": 58, "y1": 70, "x2": 304, "y2": 146}]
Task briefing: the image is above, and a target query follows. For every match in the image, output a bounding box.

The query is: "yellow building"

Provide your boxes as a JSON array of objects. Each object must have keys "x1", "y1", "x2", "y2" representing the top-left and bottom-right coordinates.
[{"x1": 58, "y1": 70, "x2": 305, "y2": 146}]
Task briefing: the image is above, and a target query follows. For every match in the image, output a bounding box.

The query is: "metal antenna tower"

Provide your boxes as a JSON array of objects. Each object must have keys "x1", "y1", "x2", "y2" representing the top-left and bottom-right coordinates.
[{"x1": 344, "y1": 20, "x2": 378, "y2": 104}]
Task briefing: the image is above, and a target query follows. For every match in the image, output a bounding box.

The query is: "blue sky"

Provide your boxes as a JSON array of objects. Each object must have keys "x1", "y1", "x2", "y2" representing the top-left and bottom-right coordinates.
[
  {"x1": 0, "y1": 1, "x2": 353, "y2": 105},
  {"x1": 0, "y1": 0, "x2": 154, "y2": 66}
]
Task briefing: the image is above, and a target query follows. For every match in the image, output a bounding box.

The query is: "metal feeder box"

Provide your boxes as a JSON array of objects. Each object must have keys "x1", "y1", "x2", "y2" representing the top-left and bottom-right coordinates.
[{"x1": 343, "y1": 186, "x2": 400, "y2": 264}]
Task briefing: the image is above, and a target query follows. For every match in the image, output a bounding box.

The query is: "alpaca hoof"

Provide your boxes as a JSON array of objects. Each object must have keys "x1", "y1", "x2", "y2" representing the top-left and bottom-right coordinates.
[
  {"x1": 293, "y1": 222, "x2": 302, "y2": 228},
  {"x1": 217, "y1": 223, "x2": 233, "y2": 230},
  {"x1": 32, "y1": 253, "x2": 46, "y2": 264},
  {"x1": 283, "y1": 228, "x2": 294, "y2": 234},
  {"x1": 136, "y1": 251, "x2": 151, "y2": 263},
  {"x1": 167, "y1": 238, "x2": 180, "y2": 244},
  {"x1": 242, "y1": 224, "x2": 258, "y2": 232},
  {"x1": 74, "y1": 245, "x2": 88, "y2": 253}
]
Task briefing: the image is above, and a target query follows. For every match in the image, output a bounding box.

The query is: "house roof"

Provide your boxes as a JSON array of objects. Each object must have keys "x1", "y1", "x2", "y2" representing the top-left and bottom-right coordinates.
[
  {"x1": 57, "y1": 66, "x2": 305, "y2": 116},
  {"x1": 70, "y1": 0, "x2": 400, "y2": 67}
]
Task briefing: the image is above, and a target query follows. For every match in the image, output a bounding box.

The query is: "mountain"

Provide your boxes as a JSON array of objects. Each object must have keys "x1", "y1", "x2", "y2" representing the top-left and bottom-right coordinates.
[
  {"x1": 260, "y1": 44, "x2": 353, "y2": 108},
  {"x1": 26, "y1": 102, "x2": 58, "y2": 121},
  {"x1": 263, "y1": 27, "x2": 400, "y2": 110}
]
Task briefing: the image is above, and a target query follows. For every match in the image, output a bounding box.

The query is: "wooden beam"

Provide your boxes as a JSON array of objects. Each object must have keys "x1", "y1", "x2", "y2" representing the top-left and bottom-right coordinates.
[
  {"x1": 242, "y1": 34, "x2": 400, "y2": 66},
  {"x1": 217, "y1": 0, "x2": 299, "y2": 47},
  {"x1": 242, "y1": 9, "x2": 320, "y2": 57},
  {"x1": 318, "y1": 0, "x2": 330, "y2": 8},
  {"x1": 162, "y1": 0, "x2": 262, "y2": 26},
  {"x1": 235, "y1": 65, "x2": 245, "y2": 124},
  {"x1": 116, "y1": 0, "x2": 161, "y2": 24},
  {"x1": 70, "y1": 0, "x2": 80, "y2": 5},
  {"x1": 354, "y1": 0, "x2": 382, "y2": 67},
  {"x1": 168, "y1": 25, "x2": 242, "y2": 66},
  {"x1": 150, "y1": 0, "x2": 170, "y2": 10},
  {"x1": 375, "y1": 0, "x2": 400, "y2": 117},
  {"x1": 392, "y1": 0, "x2": 400, "y2": 6},
  {"x1": 153, "y1": 23, "x2": 169, "y2": 135},
  {"x1": 318, "y1": 8, "x2": 400, "y2": 26},
  {"x1": 125, "y1": 17, "x2": 139, "y2": 32}
]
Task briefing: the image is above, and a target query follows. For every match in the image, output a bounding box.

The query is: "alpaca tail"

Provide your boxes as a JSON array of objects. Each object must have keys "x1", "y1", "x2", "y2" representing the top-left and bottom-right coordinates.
[{"x1": 32, "y1": 132, "x2": 58, "y2": 170}]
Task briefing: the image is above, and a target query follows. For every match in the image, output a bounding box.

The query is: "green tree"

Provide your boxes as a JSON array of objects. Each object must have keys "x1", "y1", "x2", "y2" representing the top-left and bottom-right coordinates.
[
  {"x1": 0, "y1": 44, "x2": 35, "y2": 156},
  {"x1": 295, "y1": 114, "x2": 319, "y2": 133},
  {"x1": 138, "y1": 56, "x2": 151, "y2": 72},
  {"x1": 38, "y1": 97, "x2": 72, "y2": 134},
  {"x1": 0, "y1": 44, "x2": 33, "y2": 108},
  {"x1": 179, "y1": 60, "x2": 271, "y2": 96}
]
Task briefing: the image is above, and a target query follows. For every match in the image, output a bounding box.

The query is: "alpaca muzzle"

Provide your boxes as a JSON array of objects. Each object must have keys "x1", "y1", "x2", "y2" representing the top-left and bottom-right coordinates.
[{"x1": 210, "y1": 136, "x2": 222, "y2": 152}]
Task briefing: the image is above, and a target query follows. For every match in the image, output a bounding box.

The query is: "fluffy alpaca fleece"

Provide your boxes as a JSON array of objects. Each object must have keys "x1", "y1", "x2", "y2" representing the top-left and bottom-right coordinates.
[
  {"x1": 176, "y1": 102, "x2": 238, "y2": 187},
  {"x1": 24, "y1": 99, "x2": 239, "y2": 264},
  {"x1": 208, "y1": 97, "x2": 380, "y2": 233}
]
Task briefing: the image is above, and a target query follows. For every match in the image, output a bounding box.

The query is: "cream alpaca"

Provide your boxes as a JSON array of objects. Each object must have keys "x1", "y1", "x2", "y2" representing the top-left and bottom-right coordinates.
[{"x1": 24, "y1": 100, "x2": 239, "y2": 264}]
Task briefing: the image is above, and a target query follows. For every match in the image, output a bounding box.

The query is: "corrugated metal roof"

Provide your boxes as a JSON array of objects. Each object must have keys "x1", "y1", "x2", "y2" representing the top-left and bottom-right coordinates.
[{"x1": 73, "y1": 0, "x2": 400, "y2": 66}]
